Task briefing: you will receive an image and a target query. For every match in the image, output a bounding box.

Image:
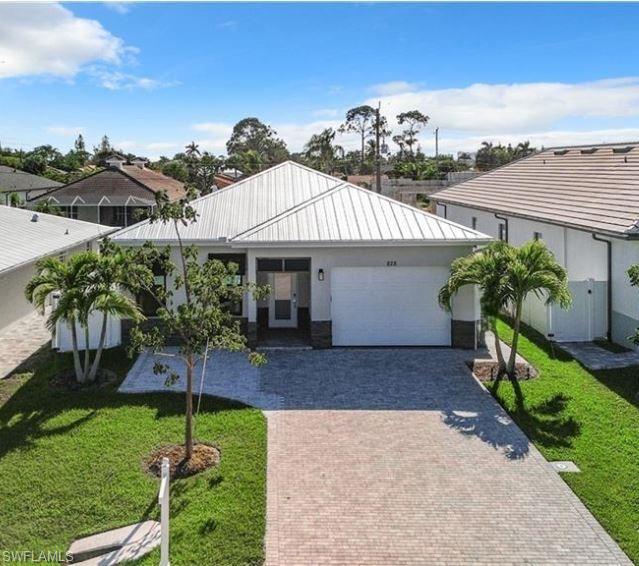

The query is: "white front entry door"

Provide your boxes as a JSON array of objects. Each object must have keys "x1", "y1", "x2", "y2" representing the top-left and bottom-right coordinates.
[
  {"x1": 331, "y1": 267, "x2": 451, "y2": 346},
  {"x1": 269, "y1": 272, "x2": 298, "y2": 328}
]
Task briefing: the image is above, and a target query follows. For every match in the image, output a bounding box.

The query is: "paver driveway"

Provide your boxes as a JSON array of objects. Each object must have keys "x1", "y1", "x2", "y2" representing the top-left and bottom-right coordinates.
[{"x1": 121, "y1": 349, "x2": 630, "y2": 565}]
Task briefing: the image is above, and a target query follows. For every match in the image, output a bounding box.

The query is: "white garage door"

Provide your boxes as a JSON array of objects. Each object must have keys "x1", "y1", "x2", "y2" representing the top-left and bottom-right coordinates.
[{"x1": 331, "y1": 267, "x2": 451, "y2": 346}]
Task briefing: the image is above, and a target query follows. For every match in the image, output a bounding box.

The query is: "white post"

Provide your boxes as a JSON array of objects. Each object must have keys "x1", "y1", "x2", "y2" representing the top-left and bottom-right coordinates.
[{"x1": 158, "y1": 457, "x2": 170, "y2": 566}]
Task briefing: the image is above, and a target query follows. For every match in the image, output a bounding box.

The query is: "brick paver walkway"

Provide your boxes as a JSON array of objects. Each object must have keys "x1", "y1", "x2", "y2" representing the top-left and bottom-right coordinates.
[
  {"x1": 0, "y1": 311, "x2": 50, "y2": 379},
  {"x1": 559, "y1": 341, "x2": 639, "y2": 370},
  {"x1": 121, "y1": 348, "x2": 630, "y2": 564}
]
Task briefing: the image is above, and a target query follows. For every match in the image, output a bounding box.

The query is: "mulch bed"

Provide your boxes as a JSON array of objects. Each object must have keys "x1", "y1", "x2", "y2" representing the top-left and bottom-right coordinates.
[
  {"x1": 469, "y1": 360, "x2": 537, "y2": 382},
  {"x1": 146, "y1": 442, "x2": 221, "y2": 479},
  {"x1": 49, "y1": 369, "x2": 120, "y2": 391}
]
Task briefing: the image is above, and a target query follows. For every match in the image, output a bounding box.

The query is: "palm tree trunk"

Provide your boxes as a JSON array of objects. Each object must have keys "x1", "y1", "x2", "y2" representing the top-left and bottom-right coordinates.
[
  {"x1": 69, "y1": 320, "x2": 84, "y2": 383},
  {"x1": 88, "y1": 312, "x2": 108, "y2": 382},
  {"x1": 185, "y1": 356, "x2": 194, "y2": 460},
  {"x1": 507, "y1": 299, "x2": 523, "y2": 376},
  {"x1": 83, "y1": 324, "x2": 91, "y2": 382},
  {"x1": 491, "y1": 320, "x2": 507, "y2": 375}
]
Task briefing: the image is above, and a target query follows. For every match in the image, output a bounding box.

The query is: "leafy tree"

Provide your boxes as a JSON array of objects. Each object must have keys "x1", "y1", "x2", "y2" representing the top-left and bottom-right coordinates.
[
  {"x1": 161, "y1": 160, "x2": 190, "y2": 182},
  {"x1": 191, "y1": 152, "x2": 225, "y2": 195},
  {"x1": 226, "y1": 149, "x2": 264, "y2": 176},
  {"x1": 303, "y1": 128, "x2": 343, "y2": 173},
  {"x1": 74, "y1": 134, "x2": 86, "y2": 153},
  {"x1": 7, "y1": 192, "x2": 22, "y2": 207},
  {"x1": 124, "y1": 190, "x2": 269, "y2": 460},
  {"x1": 396, "y1": 110, "x2": 429, "y2": 157},
  {"x1": 475, "y1": 140, "x2": 537, "y2": 172},
  {"x1": 439, "y1": 240, "x2": 571, "y2": 377},
  {"x1": 92, "y1": 135, "x2": 113, "y2": 164},
  {"x1": 226, "y1": 118, "x2": 289, "y2": 170},
  {"x1": 339, "y1": 105, "x2": 376, "y2": 165},
  {"x1": 21, "y1": 153, "x2": 47, "y2": 175},
  {"x1": 33, "y1": 200, "x2": 63, "y2": 216}
]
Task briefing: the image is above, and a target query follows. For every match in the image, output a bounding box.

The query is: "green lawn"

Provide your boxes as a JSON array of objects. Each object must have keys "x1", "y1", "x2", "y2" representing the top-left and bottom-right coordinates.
[
  {"x1": 0, "y1": 347, "x2": 266, "y2": 565},
  {"x1": 492, "y1": 319, "x2": 639, "y2": 562}
]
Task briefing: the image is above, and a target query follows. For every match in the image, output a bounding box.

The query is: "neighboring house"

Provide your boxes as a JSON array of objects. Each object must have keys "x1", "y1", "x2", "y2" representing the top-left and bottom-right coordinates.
[
  {"x1": 30, "y1": 155, "x2": 186, "y2": 227},
  {"x1": 0, "y1": 205, "x2": 116, "y2": 331},
  {"x1": 0, "y1": 165, "x2": 62, "y2": 205},
  {"x1": 112, "y1": 161, "x2": 490, "y2": 349},
  {"x1": 432, "y1": 142, "x2": 639, "y2": 347}
]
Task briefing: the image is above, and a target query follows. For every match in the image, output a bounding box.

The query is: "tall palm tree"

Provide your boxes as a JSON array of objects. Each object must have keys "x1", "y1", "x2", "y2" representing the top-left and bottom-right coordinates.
[
  {"x1": 439, "y1": 241, "x2": 512, "y2": 373},
  {"x1": 86, "y1": 251, "x2": 143, "y2": 382},
  {"x1": 502, "y1": 240, "x2": 571, "y2": 374},
  {"x1": 439, "y1": 240, "x2": 571, "y2": 377},
  {"x1": 185, "y1": 141, "x2": 201, "y2": 158},
  {"x1": 25, "y1": 253, "x2": 96, "y2": 382}
]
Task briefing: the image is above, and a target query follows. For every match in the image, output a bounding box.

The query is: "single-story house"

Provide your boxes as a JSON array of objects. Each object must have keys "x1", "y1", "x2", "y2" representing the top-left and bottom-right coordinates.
[
  {"x1": 432, "y1": 142, "x2": 639, "y2": 347},
  {"x1": 0, "y1": 165, "x2": 62, "y2": 205},
  {"x1": 0, "y1": 205, "x2": 116, "y2": 331},
  {"x1": 112, "y1": 161, "x2": 490, "y2": 349},
  {"x1": 30, "y1": 155, "x2": 186, "y2": 227}
]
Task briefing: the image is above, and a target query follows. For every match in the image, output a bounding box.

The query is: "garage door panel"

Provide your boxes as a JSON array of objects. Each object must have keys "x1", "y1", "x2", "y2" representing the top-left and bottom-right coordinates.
[{"x1": 331, "y1": 267, "x2": 451, "y2": 346}]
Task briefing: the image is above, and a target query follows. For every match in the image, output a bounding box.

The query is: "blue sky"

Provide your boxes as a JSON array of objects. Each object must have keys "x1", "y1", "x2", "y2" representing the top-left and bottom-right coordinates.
[{"x1": 2, "y1": 2, "x2": 639, "y2": 158}]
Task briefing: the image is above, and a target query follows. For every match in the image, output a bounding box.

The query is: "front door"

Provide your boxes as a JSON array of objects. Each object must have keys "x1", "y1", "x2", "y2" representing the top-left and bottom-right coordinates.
[{"x1": 269, "y1": 272, "x2": 298, "y2": 328}]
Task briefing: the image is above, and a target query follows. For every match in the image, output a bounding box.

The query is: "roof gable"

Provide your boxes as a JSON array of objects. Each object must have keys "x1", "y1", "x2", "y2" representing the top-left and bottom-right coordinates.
[
  {"x1": 233, "y1": 182, "x2": 488, "y2": 244},
  {"x1": 432, "y1": 143, "x2": 639, "y2": 236},
  {"x1": 0, "y1": 166, "x2": 62, "y2": 192}
]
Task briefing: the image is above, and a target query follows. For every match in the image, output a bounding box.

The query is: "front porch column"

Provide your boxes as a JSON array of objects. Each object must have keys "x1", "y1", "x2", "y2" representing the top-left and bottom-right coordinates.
[{"x1": 246, "y1": 250, "x2": 258, "y2": 348}]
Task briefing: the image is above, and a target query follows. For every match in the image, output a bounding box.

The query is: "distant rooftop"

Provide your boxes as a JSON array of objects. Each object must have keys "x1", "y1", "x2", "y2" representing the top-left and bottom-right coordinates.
[{"x1": 0, "y1": 166, "x2": 62, "y2": 193}]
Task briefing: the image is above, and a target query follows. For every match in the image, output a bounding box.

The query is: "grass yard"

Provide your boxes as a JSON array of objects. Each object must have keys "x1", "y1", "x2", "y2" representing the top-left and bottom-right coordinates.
[
  {"x1": 0, "y1": 347, "x2": 266, "y2": 565},
  {"x1": 492, "y1": 319, "x2": 639, "y2": 562}
]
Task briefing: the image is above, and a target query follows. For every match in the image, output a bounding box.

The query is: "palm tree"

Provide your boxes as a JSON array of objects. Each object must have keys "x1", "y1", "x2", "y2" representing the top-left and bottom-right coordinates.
[
  {"x1": 86, "y1": 251, "x2": 143, "y2": 382},
  {"x1": 185, "y1": 141, "x2": 201, "y2": 158},
  {"x1": 502, "y1": 240, "x2": 571, "y2": 374},
  {"x1": 439, "y1": 241, "x2": 512, "y2": 374},
  {"x1": 439, "y1": 240, "x2": 571, "y2": 377},
  {"x1": 304, "y1": 128, "x2": 342, "y2": 173},
  {"x1": 26, "y1": 253, "x2": 96, "y2": 382}
]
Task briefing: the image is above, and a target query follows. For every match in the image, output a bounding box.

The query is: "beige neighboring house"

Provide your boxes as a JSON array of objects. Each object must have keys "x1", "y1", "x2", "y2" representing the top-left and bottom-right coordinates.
[{"x1": 0, "y1": 205, "x2": 116, "y2": 331}]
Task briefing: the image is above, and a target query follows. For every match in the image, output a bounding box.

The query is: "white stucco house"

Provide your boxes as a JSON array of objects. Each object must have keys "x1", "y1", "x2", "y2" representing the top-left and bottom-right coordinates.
[
  {"x1": 112, "y1": 161, "x2": 490, "y2": 349},
  {"x1": 0, "y1": 205, "x2": 116, "y2": 332},
  {"x1": 432, "y1": 142, "x2": 639, "y2": 348}
]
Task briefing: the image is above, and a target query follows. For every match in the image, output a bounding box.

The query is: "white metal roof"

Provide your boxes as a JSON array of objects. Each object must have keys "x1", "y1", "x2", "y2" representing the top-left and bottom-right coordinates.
[
  {"x1": 0, "y1": 205, "x2": 116, "y2": 275},
  {"x1": 112, "y1": 161, "x2": 490, "y2": 246},
  {"x1": 235, "y1": 182, "x2": 488, "y2": 245}
]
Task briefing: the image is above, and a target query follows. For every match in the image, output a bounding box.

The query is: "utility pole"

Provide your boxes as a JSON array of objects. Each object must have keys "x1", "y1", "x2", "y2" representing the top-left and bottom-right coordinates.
[
  {"x1": 375, "y1": 101, "x2": 382, "y2": 193},
  {"x1": 435, "y1": 127, "x2": 439, "y2": 158}
]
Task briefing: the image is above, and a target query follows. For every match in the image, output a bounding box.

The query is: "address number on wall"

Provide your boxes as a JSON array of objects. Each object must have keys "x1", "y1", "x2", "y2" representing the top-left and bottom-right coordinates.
[{"x1": 386, "y1": 261, "x2": 397, "y2": 266}]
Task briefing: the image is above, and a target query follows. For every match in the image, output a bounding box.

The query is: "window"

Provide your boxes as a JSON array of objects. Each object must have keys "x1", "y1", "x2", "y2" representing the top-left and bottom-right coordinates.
[
  {"x1": 533, "y1": 231, "x2": 542, "y2": 241},
  {"x1": 471, "y1": 217, "x2": 477, "y2": 230},
  {"x1": 498, "y1": 223, "x2": 506, "y2": 241},
  {"x1": 60, "y1": 206, "x2": 78, "y2": 219},
  {"x1": 137, "y1": 263, "x2": 166, "y2": 317},
  {"x1": 284, "y1": 258, "x2": 310, "y2": 272},
  {"x1": 257, "y1": 258, "x2": 283, "y2": 272},
  {"x1": 209, "y1": 253, "x2": 246, "y2": 316}
]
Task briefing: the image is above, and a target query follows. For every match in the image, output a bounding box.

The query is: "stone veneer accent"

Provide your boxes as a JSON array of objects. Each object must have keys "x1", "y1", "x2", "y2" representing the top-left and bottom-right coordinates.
[
  {"x1": 451, "y1": 319, "x2": 482, "y2": 349},
  {"x1": 310, "y1": 321, "x2": 332, "y2": 349}
]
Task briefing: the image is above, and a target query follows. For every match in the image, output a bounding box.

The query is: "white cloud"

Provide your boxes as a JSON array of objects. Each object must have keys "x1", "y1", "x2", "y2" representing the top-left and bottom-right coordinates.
[
  {"x1": 216, "y1": 20, "x2": 238, "y2": 31},
  {"x1": 0, "y1": 3, "x2": 129, "y2": 79},
  {"x1": 370, "y1": 81, "x2": 420, "y2": 96},
  {"x1": 46, "y1": 125, "x2": 85, "y2": 137},
  {"x1": 191, "y1": 122, "x2": 234, "y2": 136},
  {"x1": 366, "y1": 77, "x2": 639, "y2": 133},
  {"x1": 312, "y1": 108, "x2": 340, "y2": 118},
  {"x1": 89, "y1": 69, "x2": 178, "y2": 91},
  {"x1": 104, "y1": 2, "x2": 131, "y2": 15}
]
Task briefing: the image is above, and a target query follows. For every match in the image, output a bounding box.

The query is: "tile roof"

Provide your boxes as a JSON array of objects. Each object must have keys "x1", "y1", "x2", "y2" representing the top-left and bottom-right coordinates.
[
  {"x1": 432, "y1": 143, "x2": 639, "y2": 236},
  {"x1": 32, "y1": 166, "x2": 186, "y2": 206},
  {"x1": 0, "y1": 166, "x2": 62, "y2": 193},
  {"x1": 0, "y1": 205, "x2": 116, "y2": 274},
  {"x1": 113, "y1": 161, "x2": 490, "y2": 246}
]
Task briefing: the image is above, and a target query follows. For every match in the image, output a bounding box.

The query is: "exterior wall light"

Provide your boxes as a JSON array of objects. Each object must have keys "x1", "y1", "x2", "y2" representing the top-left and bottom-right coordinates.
[{"x1": 318, "y1": 268, "x2": 325, "y2": 281}]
